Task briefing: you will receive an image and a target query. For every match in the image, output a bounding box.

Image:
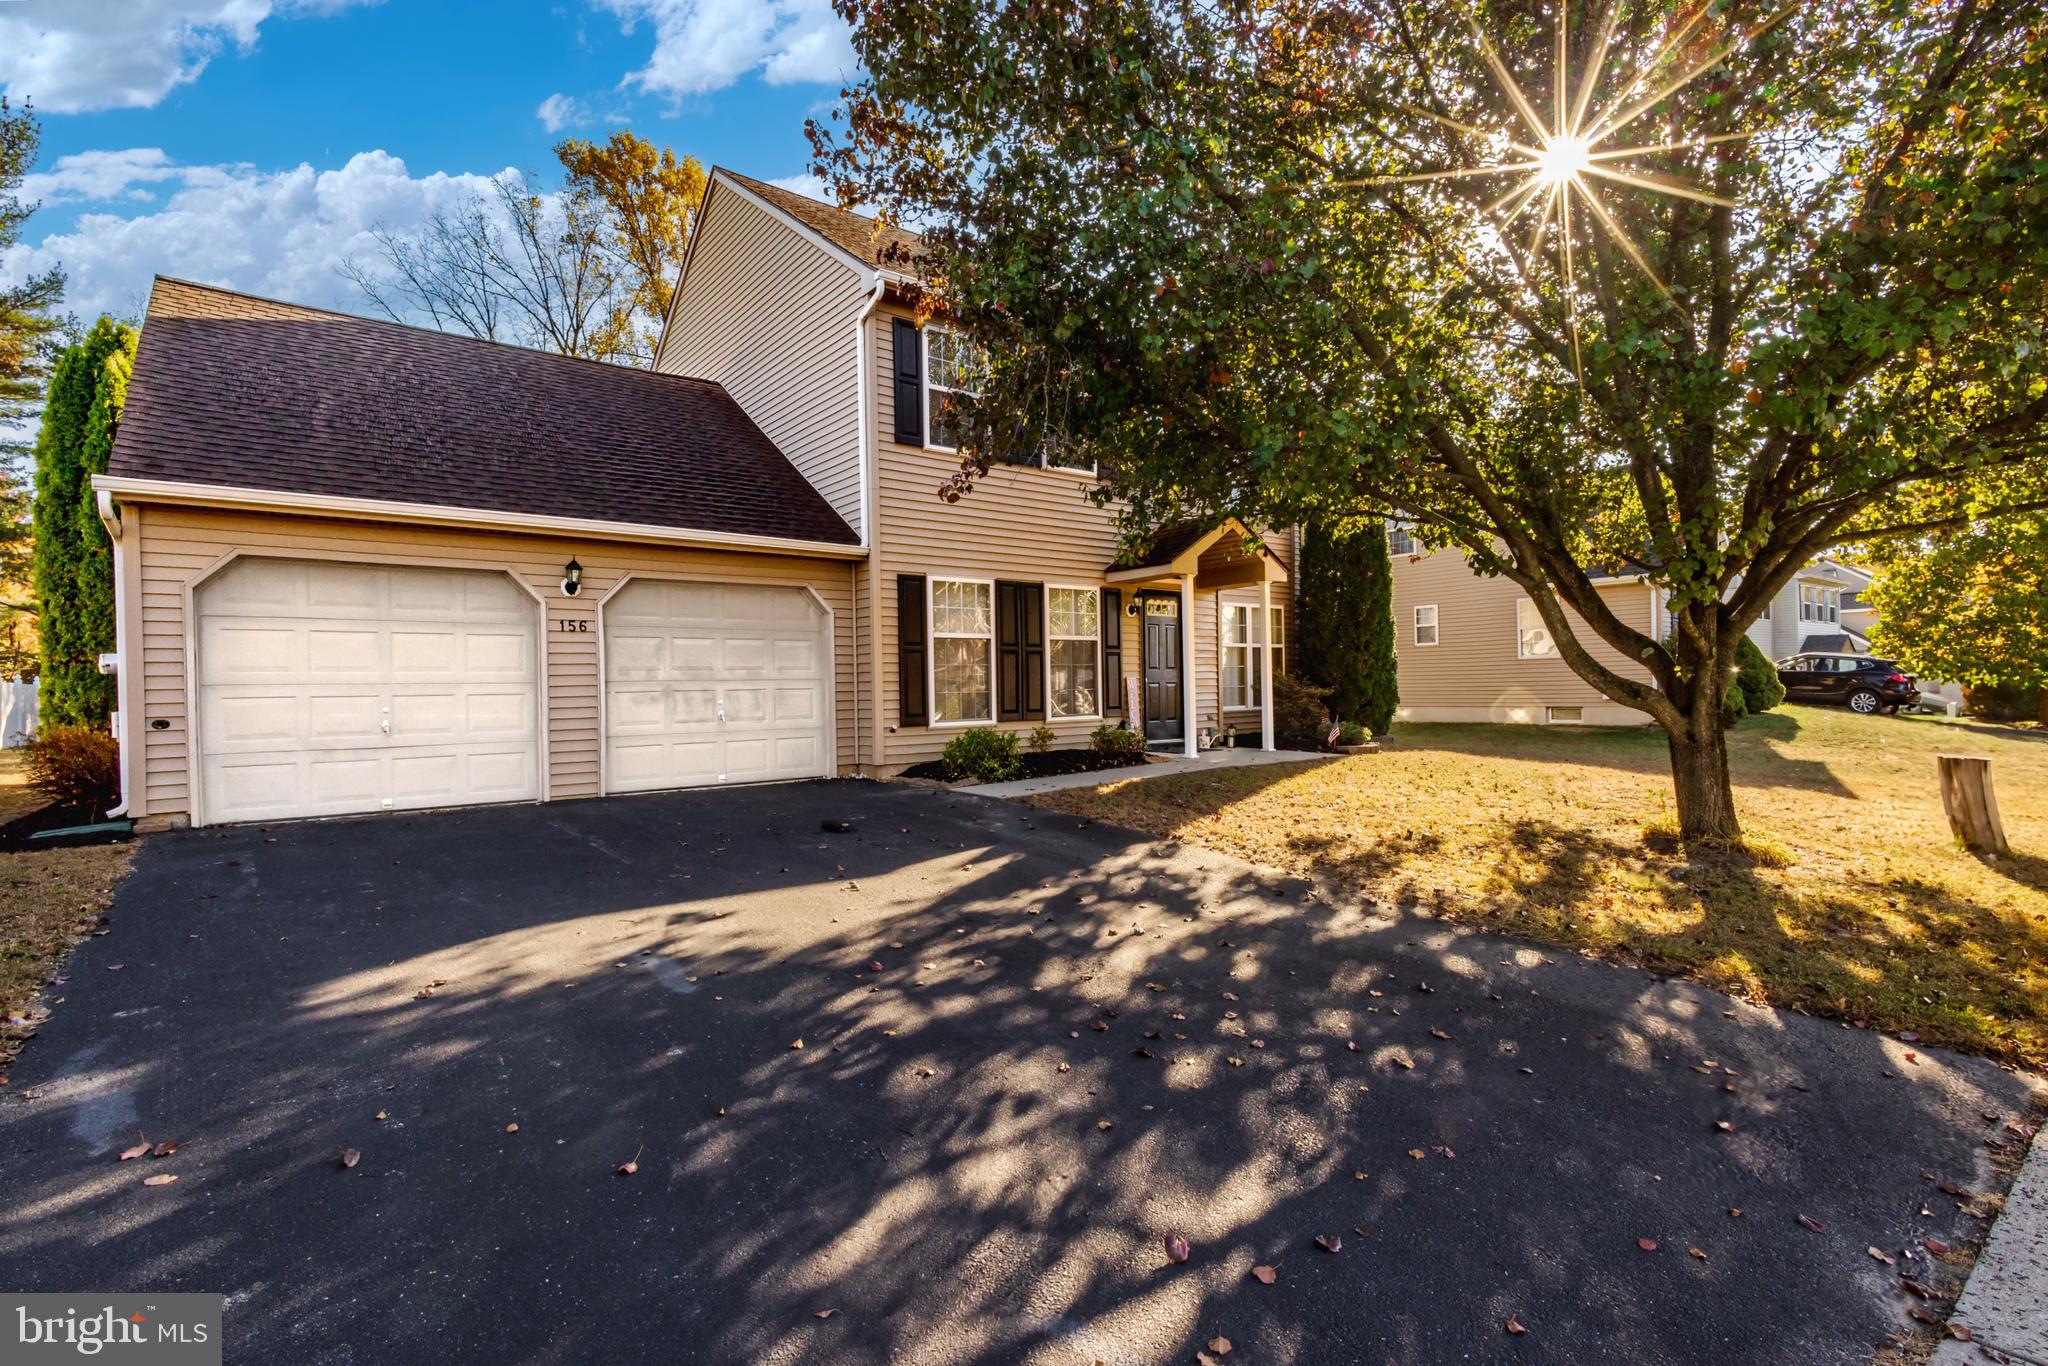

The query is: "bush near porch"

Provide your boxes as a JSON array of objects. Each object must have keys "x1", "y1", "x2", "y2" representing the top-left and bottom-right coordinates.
[{"x1": 1028, "y1": 705, "x2": 2048, "y2": 1067}]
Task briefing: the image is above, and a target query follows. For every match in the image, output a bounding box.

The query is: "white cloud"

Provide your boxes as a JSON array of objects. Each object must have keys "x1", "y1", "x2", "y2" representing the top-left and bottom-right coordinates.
[
  {"x1": 535, "y1": 93, "x2": 588, "y2": 134},
  {"x1": 766, "y1": 172, "x2": 827, "y2": 202},
  {"x1": 19, "y1": 149, "x2": 191, "y2": 205},
  {"x1": 594, "y1": 0, "x2": 855, "y2": 98},
  {"x1": 0, "y1": 149, "x2": 510, "y2": 322},
  {"x1": 0, "y1": 0, "x2": 373, "y2": 113}
]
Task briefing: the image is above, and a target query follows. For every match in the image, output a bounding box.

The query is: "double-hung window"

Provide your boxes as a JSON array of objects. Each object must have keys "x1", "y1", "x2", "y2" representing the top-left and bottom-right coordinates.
[
  {"x1": 925, "y1": 327, "x2": 983, "y2": 453},
  {"x1": 1387, "y1": 521, "x2": 1415, "y2": 556},
  {"x1": 930, "y1": 578, "x2": 994, "y2": 722},
  {"x1": 1413, "y1": 604, "x2": 1439, "y2": 646},
  {"x1": 1516, "y1": 599, "x2": 1556, "y2": 658},
  {"x1": 1047, "y1": 587, "x2": 1101, "y2": 718}
]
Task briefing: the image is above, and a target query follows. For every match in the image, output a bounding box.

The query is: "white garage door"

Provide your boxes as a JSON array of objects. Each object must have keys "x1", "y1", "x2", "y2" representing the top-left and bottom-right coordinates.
[
  {"x1": 196, "y1": 558, "x2": 541, "y2": 823},
  {"x1": 604, "y1": 580, "x2": 829, "y2": 792}
]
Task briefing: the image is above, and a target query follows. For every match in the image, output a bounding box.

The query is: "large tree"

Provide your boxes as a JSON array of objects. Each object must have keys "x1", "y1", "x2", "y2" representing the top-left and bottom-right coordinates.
[
  {"x1": 33, "y1": 318, "x2": 136, "y2": 726},
  {"x1": 1864, "y1": 514, "x2": 2048, "y2": 722},
  {"x1": 343, "y1": 132, "x2": 703, "y2": 366},
  {"x1": 811, "y1": 0, "x2": 2048, "y2": 841}
]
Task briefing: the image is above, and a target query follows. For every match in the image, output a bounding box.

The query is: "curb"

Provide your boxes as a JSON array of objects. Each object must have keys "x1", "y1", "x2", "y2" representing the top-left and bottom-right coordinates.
[{"x1": 1932, "y1": 1127, "x2": 2048, "y2": 1365}]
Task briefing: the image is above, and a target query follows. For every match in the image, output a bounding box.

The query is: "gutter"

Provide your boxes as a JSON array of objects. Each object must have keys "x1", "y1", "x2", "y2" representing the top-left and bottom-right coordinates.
[
  {"x1": 94, "y1": 490, "x2": 131, "y2": 819},
  {"x1": 90, "y1": 475, "x2": 870, "y2": 560}
]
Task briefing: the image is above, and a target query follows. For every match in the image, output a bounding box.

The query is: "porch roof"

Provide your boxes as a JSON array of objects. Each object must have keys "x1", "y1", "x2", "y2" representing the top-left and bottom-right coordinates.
[{"x1": 1104, "y1": 517, "x2": 1291, "y2": 590}]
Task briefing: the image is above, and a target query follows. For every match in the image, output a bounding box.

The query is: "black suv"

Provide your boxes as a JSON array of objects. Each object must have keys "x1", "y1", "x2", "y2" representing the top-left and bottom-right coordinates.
[{"x1": 1775, "y1": 653, "x2": 1921, "y2": 714}]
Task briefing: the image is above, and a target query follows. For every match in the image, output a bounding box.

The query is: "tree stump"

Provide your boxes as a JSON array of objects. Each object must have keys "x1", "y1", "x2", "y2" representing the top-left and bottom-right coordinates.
[{"x1": 1937, "y1": 754, "x2": 2010, "y2": 856}]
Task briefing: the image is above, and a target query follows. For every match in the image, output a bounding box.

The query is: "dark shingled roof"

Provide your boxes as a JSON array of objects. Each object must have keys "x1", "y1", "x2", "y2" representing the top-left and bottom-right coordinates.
[
  {"x1": 109, "y1": 279, "x2": 859, "y2": 546},
  {"x1": 1800, "y1": 634, "x2": 1865, "y2": 654},
  {"x1": 1111, "y1": 521, "x2": 1216, "y2": 574},
  {"x1": 720, "y1": 169, "x2": 927, "y2": 275}
]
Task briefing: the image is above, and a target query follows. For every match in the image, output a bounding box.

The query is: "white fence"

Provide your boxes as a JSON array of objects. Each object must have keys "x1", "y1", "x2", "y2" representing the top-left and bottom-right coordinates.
[{"x1": 2, "y1": 680, "x2": 36, "y2": 748}]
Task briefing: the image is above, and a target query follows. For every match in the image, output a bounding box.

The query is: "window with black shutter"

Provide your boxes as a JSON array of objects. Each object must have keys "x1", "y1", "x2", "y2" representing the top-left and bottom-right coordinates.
[
  {"x1": 897, "y1": 574, "x2": 928, "y2": 726},
  {"x1": 892, "y1": 317, "x2": 923, "y2": 446}
]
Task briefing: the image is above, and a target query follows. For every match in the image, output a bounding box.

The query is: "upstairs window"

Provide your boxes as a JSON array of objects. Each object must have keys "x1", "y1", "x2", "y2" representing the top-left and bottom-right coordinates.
[
  {"x1": 925, "y1": 327, "x2": 984, "y2": 453},
  {"x1": 1388, "y1": 521, "x2": 1415, "y2": 556}
]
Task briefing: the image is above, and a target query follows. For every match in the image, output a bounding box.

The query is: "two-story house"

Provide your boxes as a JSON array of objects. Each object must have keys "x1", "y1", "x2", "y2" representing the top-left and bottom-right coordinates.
[
  {"x1": 88, "y1": 169, "x2": 1293, "y2": 827},
  {"x1": 1387, "y1": 532, "x2": 1872, "y2": 726}
]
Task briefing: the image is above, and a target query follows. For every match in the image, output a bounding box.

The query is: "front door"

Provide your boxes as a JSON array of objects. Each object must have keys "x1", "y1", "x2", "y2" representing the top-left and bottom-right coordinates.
[{"x1": 1141, "y1": 594, "x2": 1183, "y2": 741}]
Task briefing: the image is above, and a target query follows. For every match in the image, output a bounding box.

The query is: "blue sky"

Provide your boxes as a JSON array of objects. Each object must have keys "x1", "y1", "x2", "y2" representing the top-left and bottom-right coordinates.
[{"x1": 1, "y1": 0, "x2": 852, "y2": 323}]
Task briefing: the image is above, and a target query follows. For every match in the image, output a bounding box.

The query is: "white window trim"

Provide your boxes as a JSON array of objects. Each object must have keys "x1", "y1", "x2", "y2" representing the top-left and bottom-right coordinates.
[
  {"x1": 1045, "y1": 583, "x2": 1104, "y2": 721},
  {"x1": 1221, "y1": 601, "x2": 1262, "y2": 711},
  {"x1": 1388, "y1": 520, "x2": 1416, "y2": 556},
  {"x1": 926, "y1": 573, "x2": 997, "y2": 727},
  {"x1": 1270, "y1": 605, "x2": 1286, "y2": 679},
  {"x1": 1516, "y1": 598, "x2": 1557, "y2": 660},
  {"x1": 923, "y1": 326, "x2": 974, "y2": 456},
  {"x1": 1413, "y1": 603, "x2": 1439, "y2": 647}
]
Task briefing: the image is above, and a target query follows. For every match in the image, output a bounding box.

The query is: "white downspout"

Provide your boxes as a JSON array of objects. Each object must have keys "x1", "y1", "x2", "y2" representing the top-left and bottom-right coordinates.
[
  {"x1": 1259, "y1": 576, "x2": 1276, "y2": 751},
  {"x1": 94, "y1": 489, "x2": 132, "y2": 819}
]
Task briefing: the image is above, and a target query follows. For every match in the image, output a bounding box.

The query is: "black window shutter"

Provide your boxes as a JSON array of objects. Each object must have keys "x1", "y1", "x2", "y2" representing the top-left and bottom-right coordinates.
[
  {"x1": 897, "y1": 574, "x2": 928, "y2": 727},
  {"x1": 1021, "y1": 584, "x2": 1046, "y2": 721},
  {"x1": 892, "y1": 318, "x2": 923, "y2": 446},
  {"x1": 995, "y1": 581, "x2": 1024, "y2": 722},
  {"x1": 1100, "y1": 589, "x2": 1123, "y2": 715}
]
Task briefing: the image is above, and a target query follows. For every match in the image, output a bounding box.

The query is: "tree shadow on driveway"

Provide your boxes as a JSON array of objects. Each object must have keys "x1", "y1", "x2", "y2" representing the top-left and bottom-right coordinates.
[{"x1": 0, "y1": 782, "x2": 2037, "y2": 1365}]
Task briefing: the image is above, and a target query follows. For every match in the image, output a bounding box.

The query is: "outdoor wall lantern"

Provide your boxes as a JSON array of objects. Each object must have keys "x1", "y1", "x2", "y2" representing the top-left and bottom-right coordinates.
[{"x1": 561, "y1": 558, "x2": 583, "y2": 597}]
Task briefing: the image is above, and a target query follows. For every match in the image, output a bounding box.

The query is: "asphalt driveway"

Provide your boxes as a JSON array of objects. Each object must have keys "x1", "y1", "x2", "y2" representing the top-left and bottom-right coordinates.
[{"x1": 0, "y1": 781, "x2": 2037, "y2": 1365}]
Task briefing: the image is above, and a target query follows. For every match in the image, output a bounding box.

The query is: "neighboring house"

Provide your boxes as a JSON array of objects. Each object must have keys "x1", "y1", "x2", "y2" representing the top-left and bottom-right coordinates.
[
  {"x1": 88, "y1": 169, "x2": 1293, "y2": 828},
  {"x1": 1387, "y1": 533, "x2": 1872, "y2": 726}
]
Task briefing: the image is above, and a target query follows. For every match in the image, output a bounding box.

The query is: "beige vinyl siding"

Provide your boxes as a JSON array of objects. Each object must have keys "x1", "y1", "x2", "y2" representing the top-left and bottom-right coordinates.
[
  {"x1": 123, "y1": 503, "x2": 858, "y2": 822},
  {"x1": 1390, "y1": 544, "x2": 1655, "y2": 724},
  {"x1": 660, "y1": 184, "x2": 869, "y2": 539},
  {"x1": 868, "y1": 303, "x2": 1293, "y2": 764}
]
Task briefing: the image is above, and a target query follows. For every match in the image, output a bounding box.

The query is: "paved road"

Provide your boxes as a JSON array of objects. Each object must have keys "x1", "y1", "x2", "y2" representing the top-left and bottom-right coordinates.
[{"x1": 0, "y1": 781, "x2": 2036, "y2": 1364}]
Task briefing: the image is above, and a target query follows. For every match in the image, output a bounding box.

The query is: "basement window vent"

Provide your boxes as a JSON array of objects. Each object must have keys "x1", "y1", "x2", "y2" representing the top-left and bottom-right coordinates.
[{"x1": 1546, "y1": 706, "x2": 1584, "y2": 724}]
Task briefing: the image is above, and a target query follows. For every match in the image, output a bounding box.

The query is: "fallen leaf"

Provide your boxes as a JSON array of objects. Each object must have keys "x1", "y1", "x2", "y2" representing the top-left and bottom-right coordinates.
[
  {"x1": 1314, "y1": 1234, "x2": 1342, "y2": 1253},
  {"x1": 616, "y1": 1145, "x2": 643, "y2": 1176},
  {"x1": 1689, "y1": 1247, "x2": 1707, "y2": 1260},
  {"x1": 338, "y1": 1148, "x2": 360, "y2": 1169},
  {"x1": 1797, "y1": 1215, "x2": 1825, "y2": 1234},
  {"x1": 1713, "y1": 1120, "x2": 1734, "y2": 1133},
  {"x1": 1089, "y1": 1020, "x2": 1109, "y2": 1033},
  {"x1": 1949, "y1": 1324, "x2": 1973, "y2": 1342},
  {"x1": 789, "y1": 1039, "x2": 804, "y2": 1051},
  {"x1": 814, "y1": 1309, "x2": 836, "y2": 1320},
  {"x1": 1207, "y1": 1337, "x2": 1233, "y2": 1356},
  {"x1": 1728, "y1": 1208, "x2": 1742, "y2": 1218},
  {"x1": 1868, "y1": 1247, "x2": 1895, "y2": 1265},
  {"x1": 1907, "y1": 1307, "x2": 1941, "y2": 1327},
  {"x1": 1250, "y1": 1265, "x2": 1276, "y2": 1285},
  {"x1": 1900, "y1": 1277, "x2": 1934, "y2": 1299},
  {"x1": 374, "y1": 1110, "x2": 389, "y2": 1122},
  {"x1": 142, "y1": 1173, "x2": 177, "y2": 1187},
  {"x1": 1132, "y1": 1046, "x2": 1157, "y2": 1059},
  {"x1": 504, "y1": 1123, "x2": 520, "y2": 1134},
  {"x1": 1505, "y1": 1317, "x2": 1526, "y2": 1336},
  {"x1": 1347, "y1": 1041, "x2": 1361, "y2": 1052},
  {"x1": 1637, "y1": 1238, "x2": 1659, "y2": 1252},
  {"x1": 117, "y1": 1139, "x2": 150, "y2": 1162},
  {"x1": 1226, "y1": 1056, "x2": 1245, "y2": 1067},
  {"x1": 1923, "y1": 1238, "x2": 1950, "y2": 1255},
  {"x1": 1409, "y1": 1148, "x2": 1427, "y2": 1160},
  {"x1": 1164, "y1": 1233, "x2": 1191, "y2": 1264},
  {"x1": 1097, "y1": 1120, "x2": 1114, "y2": 1131},
  {"x1": 1430, "y1": 1029, "x2": 1452, "y2": 1041},
  {"x1": 149, "y1": 1140, "x2": 179, "y2": 1157}
]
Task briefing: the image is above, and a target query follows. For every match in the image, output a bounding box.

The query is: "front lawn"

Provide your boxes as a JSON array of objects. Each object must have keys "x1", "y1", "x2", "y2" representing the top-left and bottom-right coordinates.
[
  {"x1": 1030, "y1": 706, "x2": 2048, "y2": 1067},
  {"x1": 0, "y1": 749, "x2": 133, "y2": 1083}
]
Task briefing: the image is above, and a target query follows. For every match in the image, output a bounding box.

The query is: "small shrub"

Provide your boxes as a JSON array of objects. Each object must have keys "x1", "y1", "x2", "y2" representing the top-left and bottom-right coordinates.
[
  {"x1": 1027, "y1": 723, "x2": 1056, "y2": 754},
  {"x1": 23, "y1": 724, "x2": 121, "y2": 813},
  {"x1": 1273, "y1": 673, "x2": 1333, "y2": 750},
  {"x1": 940, "y1": 727, "x2": 1022, "y2": 782},
  {"x1": 1090, "y1": 723, "x2": 1147, "y2": 760},
  {"x1": 1334, "y1": 719, "x2": 1370, "y2": 746},
  {"x1": 1734, "y1": 636, "x2": 1785, "y2": 716}
]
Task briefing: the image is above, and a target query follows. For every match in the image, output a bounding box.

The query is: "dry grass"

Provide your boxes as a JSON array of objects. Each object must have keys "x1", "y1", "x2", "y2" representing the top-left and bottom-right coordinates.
[
  {"x1": 0, "y1": 749, "x2": 134, "y2": 1077},
  {"x1": 1032, "y1": 705, "x2": 2048, "y2": 1068}
]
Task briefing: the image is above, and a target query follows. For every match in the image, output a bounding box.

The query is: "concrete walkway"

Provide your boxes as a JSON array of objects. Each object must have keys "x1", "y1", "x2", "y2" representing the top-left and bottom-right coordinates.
[
  {"x1": 1933, "y1": 1128, "x2": 2048, "y2": 1365},
  {"x1": 963, "y1": 744, "x2": 1327, "y2": 797}
]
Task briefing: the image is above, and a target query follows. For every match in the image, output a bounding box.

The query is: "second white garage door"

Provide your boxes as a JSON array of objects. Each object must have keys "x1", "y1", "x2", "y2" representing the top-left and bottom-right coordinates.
[{"x1": 603, "y1": 580, "x2": 830, "y2": 792}]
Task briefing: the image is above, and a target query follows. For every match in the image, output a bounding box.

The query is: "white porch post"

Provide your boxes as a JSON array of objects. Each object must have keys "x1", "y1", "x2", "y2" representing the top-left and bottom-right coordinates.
[
  {"x1": 1259, "y1": 576, "x2": 1275, "y2": 751},
  {"x1": 1179, "y1": 572, "x2": 1198, "y2": 758}
]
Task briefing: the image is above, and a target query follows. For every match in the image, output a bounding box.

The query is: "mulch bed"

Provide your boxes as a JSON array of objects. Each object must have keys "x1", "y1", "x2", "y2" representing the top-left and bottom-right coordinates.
[{"x1": 900, "y1": 750, "x2": 1150, "y2": 784}]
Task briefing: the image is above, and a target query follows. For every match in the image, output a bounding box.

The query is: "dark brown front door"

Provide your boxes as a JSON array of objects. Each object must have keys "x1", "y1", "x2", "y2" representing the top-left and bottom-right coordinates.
[{"x1": 1141, "y1": 594, "x2": 1182, "y2": 741}]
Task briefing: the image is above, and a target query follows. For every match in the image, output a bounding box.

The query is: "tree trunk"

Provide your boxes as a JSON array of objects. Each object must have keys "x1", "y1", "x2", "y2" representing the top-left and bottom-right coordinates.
[{"x1": 1667, "y1": 716, "x2": 1742, "y2": 844}]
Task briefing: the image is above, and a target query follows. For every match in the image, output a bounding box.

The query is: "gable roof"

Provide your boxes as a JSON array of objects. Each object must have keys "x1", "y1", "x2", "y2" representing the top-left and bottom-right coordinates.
[
  {"x1": 718, "y1": 169, "x2": 927, "y2": 275},
  {"x1": 107, "y1": 278, "x2": 860, "y2": 548}
]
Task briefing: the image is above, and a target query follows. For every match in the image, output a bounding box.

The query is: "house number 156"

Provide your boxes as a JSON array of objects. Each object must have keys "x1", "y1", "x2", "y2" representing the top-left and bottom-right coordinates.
[{"x1": 554, "y1": 618, "x2": 591, "y2": 632}]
